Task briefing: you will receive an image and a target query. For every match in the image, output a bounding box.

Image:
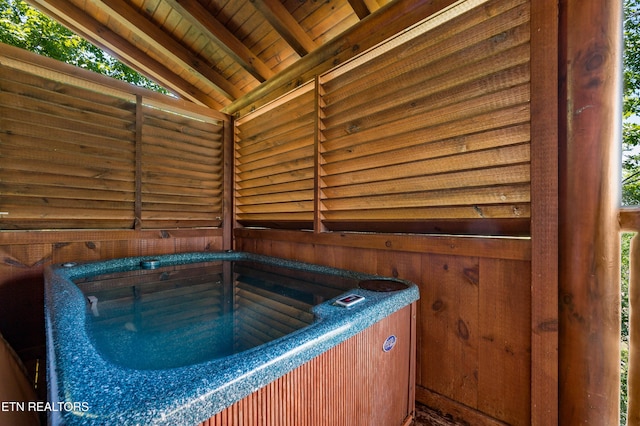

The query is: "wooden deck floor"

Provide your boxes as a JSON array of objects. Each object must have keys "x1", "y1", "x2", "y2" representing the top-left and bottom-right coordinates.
[{"x1": 412, "y1": 402, "x2": 467, "y2": 426}]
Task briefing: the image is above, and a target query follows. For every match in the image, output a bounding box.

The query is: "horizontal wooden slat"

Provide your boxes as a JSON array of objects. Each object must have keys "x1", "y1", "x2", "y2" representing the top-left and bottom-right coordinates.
[
  {"x1": 0, "y1": 72, "x2": 136, "y2": 118},
  {"x1": 323, "y1": 183, "x2": 530, "y2": 210},
  {"x1": 236, "y1": 111, "x2": 315, "y2": 152},
  {"x1": 236, "y1": 165, "x2": 314, "y2": 185},
  {"x1": 237, "y1": 189, "x2": 314, "y2": 205},
  {"x1": 140, "y1": 219, "x2": 223, "y2": 229},
  {"x1": 143, "y1": 106, "x2": 223, "y2": 134},
  {"x1": 236, "y1": 145, "x2": 314, "y2": 174},
  {"x1": 322, "y1": 56, "x2": 530, "y2": 138},
  {"x1": 322, "y1": 164, "x2": 529, "y2": 199},
  {"x1": 1, "y1": 116, "x2": 135, "y2": 154},
  {"x1": 0, "y1": 219, "x2": 136, "y2": 230},
  {"x1": 323, "y1": 144, "x2": 530, "y2": 186},
  {"x1": 0, "y1": 204, "x2": 134, "y2": 220},
  {"x1": 237, "y1": 200, "x2": 315, "y2": 214},
  {"x1": 323, "y1": 204, "x2": 530, "y2": 220},
  {"x1": 322, "y1": 85, "x2": 530, "y2": 153},
  {"x1": 236, "y1": 178, "x2": 315, "y2": 197},
  {"x1": 236, "y1": 212, "x2": 314, "y2": 221},
  {"x1": 237, "y1": 132, "x2": 314, "y2": 163},
  {"x1": 142, "y1": 121, "x2": 222, "y2": 152},
  {"x1": 1, "y1": 105, "x2": 135, "y2": 141},
  {"x1": 321, "y1": 0, "x2": 529, "y2": 100}
]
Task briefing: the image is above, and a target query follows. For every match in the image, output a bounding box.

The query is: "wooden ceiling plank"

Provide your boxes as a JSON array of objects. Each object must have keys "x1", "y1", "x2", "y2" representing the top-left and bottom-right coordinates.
[
  {"x1": 250, "y1": 0, "x2": 318, "y2": 56},
  {"x1": 225, "y1": 0, "x2": 461, "y2": 116},
  {"x1": 27, "y1": 0, "x2": 223, "y2": 109},
  {"x1": 164, "y1": 0, "x2": 275, "y2": 82},
  {"x1": 348, "y1": 0, "x2": 371, "y2": 20},
  {"x1": 97, "y1": 0, "x2": 241, "y2": 100}
]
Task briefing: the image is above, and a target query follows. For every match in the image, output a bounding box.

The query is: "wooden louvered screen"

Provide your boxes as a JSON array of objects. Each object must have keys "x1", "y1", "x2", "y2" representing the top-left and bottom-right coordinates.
[
  {"x1": 317, "y1": 0, "x2": 531, "y2": 233},
  {"x1": 233, "y1": 0, "x2": 531, "y2": 236},
  {"x1": 140, "y1": 105, "x2": 224, "y2": 229},
  {"x1": 0, "y1": 64, "x2": 136, "y2": 229},
  {"x1": 0, "y1": 47, "x2": 226, "y2": 230},
  {"x1": 234, "y1": 82, "x2": 316, "y2": 229}
]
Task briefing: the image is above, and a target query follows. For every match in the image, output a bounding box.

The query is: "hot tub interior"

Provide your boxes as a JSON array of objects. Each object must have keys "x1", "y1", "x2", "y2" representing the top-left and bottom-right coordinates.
[{"x1": 75, "y1": 260, "x2": 362, "y2": 370}]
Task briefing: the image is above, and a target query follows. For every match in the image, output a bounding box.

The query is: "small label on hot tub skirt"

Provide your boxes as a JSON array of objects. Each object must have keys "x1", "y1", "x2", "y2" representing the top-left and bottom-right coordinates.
[
  {"x1": 334, "y1": 294, "x2": 365, "y2": 307},
  {"x1": 383, "y1": 335, "x2": 397, "y2": 352}
]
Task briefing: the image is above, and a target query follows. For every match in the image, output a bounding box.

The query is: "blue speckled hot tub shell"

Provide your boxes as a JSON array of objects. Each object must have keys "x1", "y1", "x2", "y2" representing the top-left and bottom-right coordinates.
[{"x1": 45, "y1": 251, "x2": 419, "y2": 425}]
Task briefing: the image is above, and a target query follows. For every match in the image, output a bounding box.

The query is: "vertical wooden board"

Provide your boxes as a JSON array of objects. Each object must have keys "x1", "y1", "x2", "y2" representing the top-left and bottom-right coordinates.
[
  {"x1": 478, "y1": 258, "x2": 531, "y2": 424},
  {"x1": 253, "y1": 238, "x2": 277, "y2": 258},
  {"x1": 529, "y1": 0, "x2": 559, "y2": 422},
  {"x1": 3, "y1": 244, "x2": 51, "y2": 271},
  {"x1": 420, "y1": 253, "x2": 479, "y2": 408},
  {"x1": 51, "y1": 241, "x2": 103, "y2": 264},
  {"x1": 138, "y1": 236, "x2": 176, "y2": 256},
  {"x1": 236, "y1": 236, "x2": 257, "y2": 254},
  {"x1": 288, "y1": 242, "x2": 317, "y2": 264},
  {"x1": 266, "y1": 240, "x2": 297, "y2": 260},
  {"x1": 174, "y1": 235, "x2": 224, "y2": 252},
  {"x1": 327, "y1": 245, "x2": 378, "y2": 273},
  {"x1": 375, "y1": 250, "x2": 422, "y2": 284},
  {"x1": 94, "y1": 239, "x2": 138, "y2": 260}
]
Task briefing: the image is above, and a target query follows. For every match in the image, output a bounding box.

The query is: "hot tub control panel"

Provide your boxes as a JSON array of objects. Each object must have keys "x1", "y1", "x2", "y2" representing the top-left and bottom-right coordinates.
[{"x1": 334, "y1": 294, "x2": 365, "y2": 307}]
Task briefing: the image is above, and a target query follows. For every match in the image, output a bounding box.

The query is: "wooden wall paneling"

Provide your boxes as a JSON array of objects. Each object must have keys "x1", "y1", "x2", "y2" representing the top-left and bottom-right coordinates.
[
  {"x1": 478, "y1": 258, "x2": 531, "y2": 425},
  {"x1": 174, "y1": 234, "x2": 224, "y2": 253},
  {"x1": 234, "y1": 228, "x2": 531, "y2": 261},
  {"x1": 321, "y1": 245, "x2": 378, "y2": 273},
  {"x1": 420, "y1": 253, "x2": 480, "y2": 409},
  {"x1": 51, "y1": 241, "x2": 105, "y2": 263},
  {"x1": 235, "y1": 229, "x2": 533, "y2": 424},
  {"x1": 375, "y1": 250, "x2": 422, "y2": 284}
]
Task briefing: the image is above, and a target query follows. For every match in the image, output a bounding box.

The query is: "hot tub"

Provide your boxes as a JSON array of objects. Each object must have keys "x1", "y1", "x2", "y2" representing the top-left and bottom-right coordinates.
[{"x1": 45, "y1": 251, "x2": 419, "y2": 425}]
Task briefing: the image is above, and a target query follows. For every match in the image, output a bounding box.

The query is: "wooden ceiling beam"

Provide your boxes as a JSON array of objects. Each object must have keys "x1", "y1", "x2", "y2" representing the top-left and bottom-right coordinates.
[
  {"x1": 224, "y1": 0, "x2": 460, "y2": 116},
  {"x1": 27, "y1": 0, "x2": 223, "y2": 109},
  {"x1": 250, "y1": 0, "x2": 318, "y2": 56},
  {"x1": 348, "y1": 0, "x2": 371, "y2": 20},
  {"x1": 97, "y1": 0, "x2": 242, "y2": 101},
  {"x1": 164, "y1": 0, "x2": 274, "y2": 82}
]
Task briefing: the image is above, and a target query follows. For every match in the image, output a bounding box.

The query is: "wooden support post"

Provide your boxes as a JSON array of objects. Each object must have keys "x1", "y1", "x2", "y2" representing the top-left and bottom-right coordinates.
[
  {"x1": 530, "y1": 0, "x2": 559, "y2": 423},
  {"x1": 559, "y1": 0, "x2": 623, "y2": 424},
  {"x1": 134, "y1": 95, "x2": 143, "y2": 230},
  {"x1": 222, "y1": 115, "x2": 235, "y2": 251}
]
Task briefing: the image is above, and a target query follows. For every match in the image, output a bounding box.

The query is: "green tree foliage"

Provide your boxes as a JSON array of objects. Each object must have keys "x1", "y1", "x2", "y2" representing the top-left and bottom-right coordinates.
[
  {"x1": 0, "y1": 0, "x2": 168, "y2": 93},
  {"x1": 623, "y1": 2, "x2": 640, "y2": 424},
  {"x1": 625, "y1": 0, "x2": 640, "y2": 205}
]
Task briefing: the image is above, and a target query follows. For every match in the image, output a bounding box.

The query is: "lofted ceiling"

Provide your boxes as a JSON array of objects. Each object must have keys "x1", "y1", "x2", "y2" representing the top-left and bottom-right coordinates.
[
  {"x1": 24, "y1": 0, "x2": 458, "y2": 115},
  {"x1": 22, "y1": 0, "x2": 397, "y2": 112}
]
